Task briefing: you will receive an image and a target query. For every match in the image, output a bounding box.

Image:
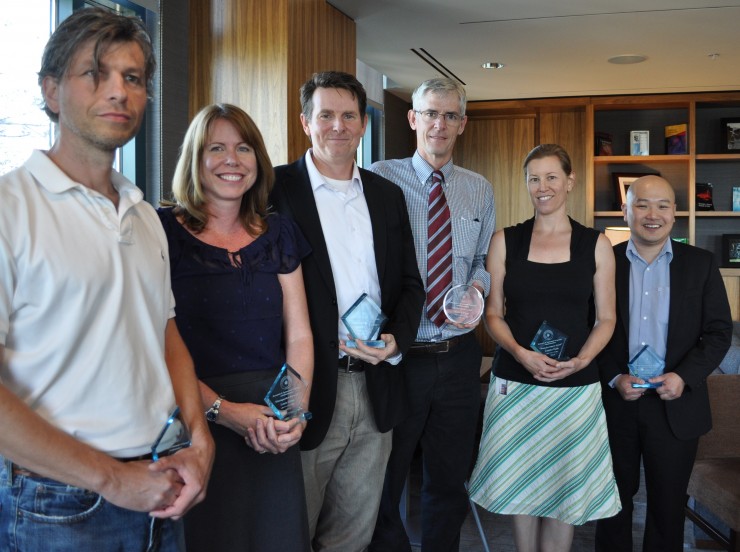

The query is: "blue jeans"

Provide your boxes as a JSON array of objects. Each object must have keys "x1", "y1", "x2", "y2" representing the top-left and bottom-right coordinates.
[{"x1": 0, "y1": 458, "x2": 184, "y2": 552}]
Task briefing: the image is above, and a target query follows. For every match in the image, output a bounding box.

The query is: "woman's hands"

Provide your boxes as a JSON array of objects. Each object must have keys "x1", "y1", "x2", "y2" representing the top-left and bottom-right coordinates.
[
  {"x1": 218, "y1": 400, "x2": 306, "y2": 455},
  {"x1": 514, "y1": 347, "x2": 588, "y2": 383}
]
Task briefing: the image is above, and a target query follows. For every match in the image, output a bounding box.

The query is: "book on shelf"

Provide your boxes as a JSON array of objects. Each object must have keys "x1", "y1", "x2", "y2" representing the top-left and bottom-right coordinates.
[
  {"x1": 630, "y1": 130, "x2": 649, "y2": 156},
  {"x1": 665, "y1": 123, "x2": 687, "y2": 154},
  {"x1": 696, "y1": 182, "x2": 714, "y2": 211},
  {"x1": 594, "y1": 132, "x2": 613, "y2": 156},
  {"x1": 733, "y1": 187, "x2": 740, "y2": 212}
]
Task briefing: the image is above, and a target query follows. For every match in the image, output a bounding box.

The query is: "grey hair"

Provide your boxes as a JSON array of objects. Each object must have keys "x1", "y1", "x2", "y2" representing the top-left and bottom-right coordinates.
[{"x1": 411, "y1": 78, "x2": 467, "y2": 116}]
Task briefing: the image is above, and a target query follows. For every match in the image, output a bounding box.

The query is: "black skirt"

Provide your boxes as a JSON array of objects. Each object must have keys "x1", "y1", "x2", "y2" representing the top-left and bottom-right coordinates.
[{"x1": 184, "y1": 369, "x2": 310, "y2": 551}]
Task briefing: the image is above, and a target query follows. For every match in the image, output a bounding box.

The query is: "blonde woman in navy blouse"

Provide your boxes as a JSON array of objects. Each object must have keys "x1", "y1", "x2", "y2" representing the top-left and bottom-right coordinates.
[{"x1": 159, "y1": 103, "x2": 313, "y2": 551}]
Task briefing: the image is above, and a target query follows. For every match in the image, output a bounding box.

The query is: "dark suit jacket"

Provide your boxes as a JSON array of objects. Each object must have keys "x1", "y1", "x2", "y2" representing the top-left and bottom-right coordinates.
[
  {"x1": 599, "y1": 240, "x2": 732, "y2": 440},
  {"x1": 270, "y1": 155, "x2": 425, "y2": 451}
]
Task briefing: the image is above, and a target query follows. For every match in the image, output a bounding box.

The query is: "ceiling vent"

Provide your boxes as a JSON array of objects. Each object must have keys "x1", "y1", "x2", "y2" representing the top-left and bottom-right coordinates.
[{"x1": 411, "y1": 48, "x2": 466, "y2": 85}]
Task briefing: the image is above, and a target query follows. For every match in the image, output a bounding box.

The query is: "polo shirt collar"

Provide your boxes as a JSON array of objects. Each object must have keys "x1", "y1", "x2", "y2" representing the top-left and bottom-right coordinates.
[{"x1": 25, "y1": 150, "x2": 143, "y2": 206}]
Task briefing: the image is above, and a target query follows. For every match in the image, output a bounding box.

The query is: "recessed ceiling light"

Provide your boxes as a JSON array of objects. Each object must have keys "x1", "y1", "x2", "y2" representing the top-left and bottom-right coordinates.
[
  {"x1": 482, "y1": 62, "x2": 505, "y2": 69},
  {"x1": 608, "y1": 54, "x2": 647, "y2": 65}
]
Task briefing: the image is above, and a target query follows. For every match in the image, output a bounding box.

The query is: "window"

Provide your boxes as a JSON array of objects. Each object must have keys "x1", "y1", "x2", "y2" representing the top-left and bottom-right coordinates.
[
  {"x1": 0, "y1": 0, "x2": 53, "y2": 176},
  {"x1": 358, "y1": 103, "x2": 383, "y2": 168},
  {"x1": 0, "y1": 0, "x2": 159, "y2": 201}
]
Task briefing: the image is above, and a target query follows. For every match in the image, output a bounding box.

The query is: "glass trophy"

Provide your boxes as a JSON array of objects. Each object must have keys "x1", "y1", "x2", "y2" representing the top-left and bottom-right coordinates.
[
  {"x1": 628, "y1": 344, "x2": 665, "y2": 388},
  {"x1": 442, "y1": 284, "x2": 484, "y2": 325},
  {"x1": 530, "y1": 321, "x2": 570, "y2": 360},
  {"x1": 264, "y1": 364, "x2": 312, "y2": 421},
  {"x1": 151, "y1": 406, "x2": 192, "y2": 461},
  {"x1": 341, "y1": 293, "x2": 388, "y2": 348}
]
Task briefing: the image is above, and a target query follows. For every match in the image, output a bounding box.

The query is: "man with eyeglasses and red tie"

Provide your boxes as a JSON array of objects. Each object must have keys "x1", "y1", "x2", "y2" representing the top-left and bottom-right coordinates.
[{"x1": 369, "y1": 77, "x2": 495, "y2": 552}]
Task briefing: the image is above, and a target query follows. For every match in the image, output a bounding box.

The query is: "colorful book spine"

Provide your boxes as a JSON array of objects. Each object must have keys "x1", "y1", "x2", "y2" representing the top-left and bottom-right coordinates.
[{"x1": 665, "y1": 124, "x2": 687, "y2": 154}]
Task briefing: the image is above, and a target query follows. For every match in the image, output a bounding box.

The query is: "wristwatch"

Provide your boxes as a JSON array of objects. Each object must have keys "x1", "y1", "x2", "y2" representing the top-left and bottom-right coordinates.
[{"x1": 205, "y1": 396, "x2": 224, "y2": 422}]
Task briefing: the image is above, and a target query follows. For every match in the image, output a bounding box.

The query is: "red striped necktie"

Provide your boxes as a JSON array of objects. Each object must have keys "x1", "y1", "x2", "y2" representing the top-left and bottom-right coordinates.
[{"x1": 426, "y1": 170, "x2": 452, "y2": 327}]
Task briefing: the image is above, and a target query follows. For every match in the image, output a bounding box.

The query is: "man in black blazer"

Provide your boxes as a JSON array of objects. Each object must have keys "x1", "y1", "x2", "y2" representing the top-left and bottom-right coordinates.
[
  {"x1": 270, "y1": 71, "x2": 424, "y2": 552},
  {"x1": 595, "y1": 175, "x2": 732, "y2": 552}
]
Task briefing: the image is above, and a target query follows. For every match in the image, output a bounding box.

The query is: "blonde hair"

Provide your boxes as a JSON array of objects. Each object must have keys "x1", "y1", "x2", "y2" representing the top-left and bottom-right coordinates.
[
  {"x1": 523, "y1": 144, "x2": 573, "y2": 175},
  {"x1": 169, "y1": 103, "x2": 274, "y2": 234}
]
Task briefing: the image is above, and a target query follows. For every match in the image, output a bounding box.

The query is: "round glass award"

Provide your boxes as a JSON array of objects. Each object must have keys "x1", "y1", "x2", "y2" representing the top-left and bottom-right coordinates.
[{"x1": 442, "y1": 284, "x2": 484, "y2": 325}]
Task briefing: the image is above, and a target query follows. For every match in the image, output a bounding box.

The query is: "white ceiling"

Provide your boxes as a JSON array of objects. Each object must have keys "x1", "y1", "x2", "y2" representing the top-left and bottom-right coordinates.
[{"x1": 328, "y1": 0, "x2": 740, "y2": 102}]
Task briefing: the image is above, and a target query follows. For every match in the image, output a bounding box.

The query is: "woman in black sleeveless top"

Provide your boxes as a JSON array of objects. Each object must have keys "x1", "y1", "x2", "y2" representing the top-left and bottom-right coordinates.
[{"x1": 469, "y1": 144, "x2": 621, "y2": 551}]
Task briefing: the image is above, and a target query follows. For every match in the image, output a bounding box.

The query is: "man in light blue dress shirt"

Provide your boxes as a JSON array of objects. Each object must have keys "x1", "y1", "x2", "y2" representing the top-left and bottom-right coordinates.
[
  {"x1": 369, "y1": 77, "x2": 495, "y2": 552},
  {"x1": 596, "y1": 175, "x2": 732, "y2": 552}
]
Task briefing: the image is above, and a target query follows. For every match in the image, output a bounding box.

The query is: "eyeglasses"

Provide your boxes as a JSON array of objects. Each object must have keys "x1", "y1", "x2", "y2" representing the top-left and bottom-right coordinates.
[
  {"x1": 414, "y1": 110, "x2": 463, "y2": 125},
  {"x1": 151, "y1": 406, "x2": 192, "y2": 461}
]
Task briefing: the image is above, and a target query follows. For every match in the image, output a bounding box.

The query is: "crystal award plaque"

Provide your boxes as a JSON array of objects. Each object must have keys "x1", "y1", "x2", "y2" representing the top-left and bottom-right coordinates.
[
  {"x1": 151, "y1": 406, "x2": 192, "y2": 461},
  {"x1": 443, "y1": 284, "x2": 484, "y2": 325},
  {"x1": 341, "y1": 293, "x2": 388, "y2": 348},
  {"x1": 264, "y1": 364, "x2": 312, "y2": 421},
  {"x1": 530, "y1": 321, "x2": 570, "y2": 360},
  {"x1": 628, "y1": 344, "x2": 665, "y2": 388}
]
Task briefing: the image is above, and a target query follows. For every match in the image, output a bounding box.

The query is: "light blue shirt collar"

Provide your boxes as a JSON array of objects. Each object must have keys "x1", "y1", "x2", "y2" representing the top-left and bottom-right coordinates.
[{"x1": 411, "y1": 151, "x2": 454, "y2": 187}]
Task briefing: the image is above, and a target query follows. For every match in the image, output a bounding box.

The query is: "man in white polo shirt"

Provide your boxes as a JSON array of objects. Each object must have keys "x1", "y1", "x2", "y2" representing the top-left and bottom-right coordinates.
[{"x1": 0, "y1": 8, "x2": 213, "y2": 551}]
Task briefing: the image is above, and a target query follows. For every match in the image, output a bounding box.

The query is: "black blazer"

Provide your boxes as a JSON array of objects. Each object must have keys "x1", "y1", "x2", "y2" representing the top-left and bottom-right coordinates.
[
  {"x1": 270, "y1": 156, "x2": 425, "y2": 451},
  {"x1": 599, "y1": 240, "x2": 732, "y2": 440}
]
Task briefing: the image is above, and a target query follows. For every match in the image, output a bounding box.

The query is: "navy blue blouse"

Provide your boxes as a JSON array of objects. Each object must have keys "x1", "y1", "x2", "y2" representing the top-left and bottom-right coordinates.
[{"x1": 158, "y1": 208, "x2": 311, "y2": 378}]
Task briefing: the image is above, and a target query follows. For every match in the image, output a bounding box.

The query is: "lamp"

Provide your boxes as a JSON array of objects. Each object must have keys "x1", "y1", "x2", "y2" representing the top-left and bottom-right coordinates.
[{"x1": 605, "y1": 227, "x2": 631, "y2": 245}]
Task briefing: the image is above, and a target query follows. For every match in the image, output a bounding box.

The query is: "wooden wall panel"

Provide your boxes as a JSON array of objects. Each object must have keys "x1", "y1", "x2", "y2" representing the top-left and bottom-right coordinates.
[
  {"x1": 722, "y1": 271, "x2": 740, "y2": 321},
  {"x1": 383, "y1": 91, "x2": 415, "y2": 161},
  {"x1": 188, "y1": 0, "x2": 212, "y2": 119},
  {"x1": 287, "y1": 0, "x2": 356, "y2": 162},
  {"x1": 455, "y1": 116, "x2": 536, "y2": 232},
  {"x1": 207, "y1": 0, "x2": 289, "y2": 164},
  {"x1": 453, "y1": 116, "x2": 536, "y2": 356},
  {"x1": 189, "y1": 0, "x2": 355, "y2": 165},
  {"x1": 538, "y1": 109, "x2": 587, "y2": 225}
]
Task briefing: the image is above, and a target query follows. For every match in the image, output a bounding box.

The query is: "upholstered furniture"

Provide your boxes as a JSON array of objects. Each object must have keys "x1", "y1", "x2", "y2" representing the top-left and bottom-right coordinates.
[
  {"x1": 716, "y1": 322, "x2": 740, "y2": 375},
  {"x1": 685, "y1": 374, "x2": 740, "y2": 551}
]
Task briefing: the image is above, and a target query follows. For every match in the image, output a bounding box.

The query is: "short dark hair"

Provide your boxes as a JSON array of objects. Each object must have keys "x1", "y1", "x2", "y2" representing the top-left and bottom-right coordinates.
[
  {"x1": 299, "y1": 71, "x2": 367, "y2": 119},
  {"x1": 523, "y1": 143, "x2": 573, "y2": 176},
  {"x1": 38, "y1": 7, "x2": 155, "y2": 123}
]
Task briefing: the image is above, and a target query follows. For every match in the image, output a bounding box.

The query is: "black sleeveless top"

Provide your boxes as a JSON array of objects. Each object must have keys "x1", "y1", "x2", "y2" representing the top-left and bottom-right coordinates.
[{"x1": 493, "y1": 217, "x2": 600, "y2": 387}]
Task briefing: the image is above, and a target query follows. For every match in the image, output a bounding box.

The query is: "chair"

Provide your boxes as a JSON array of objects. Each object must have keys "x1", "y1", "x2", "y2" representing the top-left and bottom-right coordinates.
[{"x1": 685, "y1": 374, "x2": 740, "y2": 552}]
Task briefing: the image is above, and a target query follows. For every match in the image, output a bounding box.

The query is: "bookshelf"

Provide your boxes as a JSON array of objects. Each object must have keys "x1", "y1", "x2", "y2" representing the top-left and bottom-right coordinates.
[{"x1": 586, "y1": 93, "x2": 740, "y2": 275}]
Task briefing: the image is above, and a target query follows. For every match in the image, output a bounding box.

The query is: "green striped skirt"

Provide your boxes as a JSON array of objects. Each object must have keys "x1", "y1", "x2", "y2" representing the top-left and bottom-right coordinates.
[{"x1": 469, "y1": 377, "x2": 621, "y2": 525}]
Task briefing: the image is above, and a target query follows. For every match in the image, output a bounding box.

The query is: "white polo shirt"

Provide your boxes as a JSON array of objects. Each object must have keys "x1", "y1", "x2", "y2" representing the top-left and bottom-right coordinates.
[{"x1": 0, "y1": 150, "x2": 176, "y2": 457}]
